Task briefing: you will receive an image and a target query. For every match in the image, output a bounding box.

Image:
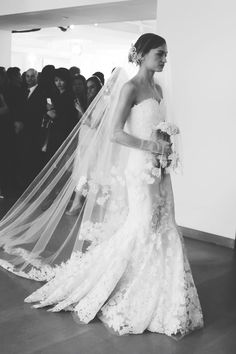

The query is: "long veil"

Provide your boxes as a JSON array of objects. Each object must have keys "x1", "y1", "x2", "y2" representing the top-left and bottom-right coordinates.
[{"x1": 0, "y1": 65, "x2": 182, "y2": 281}]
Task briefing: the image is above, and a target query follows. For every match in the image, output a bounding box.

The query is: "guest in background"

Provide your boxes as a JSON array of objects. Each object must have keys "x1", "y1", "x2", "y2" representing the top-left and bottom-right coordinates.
[
  {"x1": 93, "y1": 71, "x2": 105, "y2": 85},
  {"x1": 69, "y1": 66, "x2": 81, "y2": 80},
  {"x1": 39, "y1": 65, "x2": 57, "y2": 101},
  {"x1": 40, "y1": 68, "x2": 80, "y2": 210},
  {"x1": 72, "y1": 74, "x2": 87, "y2": 120},
  {"x1": 0, "y1": 70, "x2": 16, "y2": 197},
  {"x1": 6, "y1": 67, "x2": 22, "y2": 87},
  {"x1": 5, "y1": 67, "x2": 25, "y2": 135},
  {"x1": 86, "y1": 75, "x2": 103, "y2": 105},
  {"x1": 21, "y1": 71, "x2": 27, "y2": 90},
  {"x1": 42, "y1": 68, "x2": 79, "y2": 162},
  {"x1": 66, "y1": 75, "x2": 102, "y2": 216},
  {"x1": 21, "y1": 68, "x2": 47, "y2": 188},
  {"x1": 4, "y1": 67, "x2": 26, "y2": 193},
  {"x1": 0, "y1": 67, "x2": 7, "y2": 90}
]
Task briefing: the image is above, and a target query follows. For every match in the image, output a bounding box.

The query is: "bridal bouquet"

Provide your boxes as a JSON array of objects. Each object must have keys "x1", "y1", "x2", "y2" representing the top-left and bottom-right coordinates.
[{"x1": 151, "y1": 122, "x2": 180, "y2": 170}]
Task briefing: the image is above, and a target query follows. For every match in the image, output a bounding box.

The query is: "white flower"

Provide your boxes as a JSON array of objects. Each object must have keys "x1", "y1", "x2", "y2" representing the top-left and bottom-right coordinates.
[
  {"x1": 88, "y1": 180, "x2": 99, "y2": 194},
  {"x1": 102, "y1": 185, "x2": 110, "y2": 194},
  {"x1": 153, "y1": 122, "x2": 180, "y2": 136},
  {"x1": 81, "y1": 188, "x2": 88, "y2": 197},
  {"x1": 96, "y1": 197, "x2": 106, "y2": 206},
  {"x1": 77, "y1": 176, "x2": 87, "y2": 190},
  {"x1": 151, "y1": 167, "x2": 161, "y2": 177},
  {"x1": 97, "y1": 193, "x2": 110, "y2": 206},
  {"x1": 160, "y1": 159, "x2": 168, "y2": 168}
]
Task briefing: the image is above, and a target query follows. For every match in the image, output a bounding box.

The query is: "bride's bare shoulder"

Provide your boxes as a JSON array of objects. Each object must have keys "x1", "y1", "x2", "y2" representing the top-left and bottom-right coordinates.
[{"x1": 120, "y1": 79, "x2": 137, "y2": 101}]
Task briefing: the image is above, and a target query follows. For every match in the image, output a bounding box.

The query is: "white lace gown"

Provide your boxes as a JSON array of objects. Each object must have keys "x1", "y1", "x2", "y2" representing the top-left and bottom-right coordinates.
[{"x1": 25, "y1": 98, "x2": 203, "y2": 336}]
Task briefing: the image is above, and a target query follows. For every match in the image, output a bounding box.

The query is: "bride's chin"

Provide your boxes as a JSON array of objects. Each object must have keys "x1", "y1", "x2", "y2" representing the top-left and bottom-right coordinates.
[{"x1": 154, "y1": 68, "x2": 163, "y2": 73}]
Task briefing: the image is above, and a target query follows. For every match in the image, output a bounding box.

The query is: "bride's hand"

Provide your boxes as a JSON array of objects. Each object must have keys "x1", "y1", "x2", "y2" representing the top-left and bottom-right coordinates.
[
  {"x1": 149, "y1": 140, "x2": 172, "y2": 156},
  {"x1": 162, "y1": 141, "x2": 173, "y2": 156}
]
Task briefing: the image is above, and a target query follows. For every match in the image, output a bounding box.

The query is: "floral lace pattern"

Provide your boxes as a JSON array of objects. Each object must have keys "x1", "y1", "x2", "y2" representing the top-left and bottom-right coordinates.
[
  {"x1": 0, "y1": 246, "x2": 56, "y2": 281},
  {"x1": 23, "y1": 98, "x2": 203, "y2": 337}
]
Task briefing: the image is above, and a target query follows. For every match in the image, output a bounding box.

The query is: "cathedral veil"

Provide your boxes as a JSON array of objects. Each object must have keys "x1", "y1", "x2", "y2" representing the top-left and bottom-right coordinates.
[{"x1": 0, "y1": 64, "x2": 182, "y2": 281}]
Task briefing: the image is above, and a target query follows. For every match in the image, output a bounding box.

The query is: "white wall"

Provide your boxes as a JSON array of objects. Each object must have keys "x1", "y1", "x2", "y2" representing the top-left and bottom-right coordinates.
[
  {"x1": 0, "y1": 0, "x2": 127, "y2": 15},
  {"x1": 157, "y1": 0, "x2": 236, "y2": 239},
  {"x1": 11, "y1": 25, "x2": 138, "y2": 78},
  {"x1": 0, "y1": 30, "x2": 11, "y2": 67}
]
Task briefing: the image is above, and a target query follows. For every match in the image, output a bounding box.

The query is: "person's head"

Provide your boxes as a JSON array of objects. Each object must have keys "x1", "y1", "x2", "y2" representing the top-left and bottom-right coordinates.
[
  {"x1": 93, "y1": 71, "x2": 104, "y2": 85},
  {"x1": 128, "y1": 33, "x2": 167, "y2": 72},
  {"x1": 86, "y1": 76, "x2": 102, "y2": 104},
  {"x1": 72, "y1": 74, "x2": 87, "y2": 110},
  {"x1": 54, "y1": 68, "x2": 71, "y2": 93},
  {"x1": 6, "y1": 67, "x2": 22, "y2": 86},
  {"x1": 0, "y1": 67, "x2": 6, "y2": 76},
  {"x1": 25, "y1": 68, "x2": 38, "y2": 88},
  {"x1": 0, "y1": 67, "x2": 7, "y2": 92},
  {"x1": 72, "y1": 74, "x2": 86, "y2": 96},
  {"x1": 40, "y1": 65, "x2": 55, "y2": 84},
  {"x1": 69, "y1": 66, "x2": 81, "y2": 79}
]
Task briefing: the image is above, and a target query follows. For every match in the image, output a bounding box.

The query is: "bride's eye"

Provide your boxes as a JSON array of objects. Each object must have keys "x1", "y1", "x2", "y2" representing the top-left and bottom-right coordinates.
[{"x1": 156, "y1": 51, "x2": 167, "y2": 58}]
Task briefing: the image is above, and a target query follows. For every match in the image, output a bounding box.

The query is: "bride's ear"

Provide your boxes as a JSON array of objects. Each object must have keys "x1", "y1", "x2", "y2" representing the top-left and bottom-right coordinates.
[{"x1": 139, "y1": 55, "x2": 145, "y2": 66}]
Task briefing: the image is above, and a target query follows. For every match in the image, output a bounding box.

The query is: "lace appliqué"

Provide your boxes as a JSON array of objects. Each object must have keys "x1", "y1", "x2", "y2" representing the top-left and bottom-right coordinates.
[{"x1": 0, "y1": 246, "x2": 56, "y2": 281}]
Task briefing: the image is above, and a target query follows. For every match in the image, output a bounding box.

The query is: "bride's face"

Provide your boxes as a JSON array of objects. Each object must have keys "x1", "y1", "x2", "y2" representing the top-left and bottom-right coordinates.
[{"x1": 142, "y1": 44, "x2": 168, "y2": 72}]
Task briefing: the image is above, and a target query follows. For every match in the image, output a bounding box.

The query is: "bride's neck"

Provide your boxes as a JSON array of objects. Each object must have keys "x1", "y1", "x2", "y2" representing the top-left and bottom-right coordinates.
[{"x1": 137, "y1": 66, "x2": 155, "y2": 85}]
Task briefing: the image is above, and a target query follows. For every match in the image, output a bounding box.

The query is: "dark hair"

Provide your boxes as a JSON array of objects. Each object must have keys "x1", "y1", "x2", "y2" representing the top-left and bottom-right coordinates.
[
  {"x1": 6, "y1": 67, "x2": 22, "y2": 87},
  {"x1": 54, "y1": 68, "x2": 71, "y2": 87},
  {"x1": 128, "y1": 33, "x2": 166, "y2": 63},
  {"x1": 93, "y1": 71, "x2": 104, "y2": 85},
  {"x1": 38, "y1": 65, "x2": 56, "y2": 98},
  {"x1": 72, "y1": 74, "x2": 86, "y2": 87},
  {"x1": 87, "y1": 76, "x2": 103, "y2": 90},
  {"x1": 69, "y1": 66, "x2": 81, "y2": 77},
  {"x1": 41, "y1": 65, "x2": 55, "y2": 78},
  {"x1": 6, "y1": 67, "x2": 21, "y2": 79},
  {"x1": 72, "y1": 74, "x2": 87, "y2": 111},
  {"x1": 0, "y1": 67, "x2": 8, "y2": 93},
  {"x1": 39, "y1": 65, "x2": 55, "y2": 86}
]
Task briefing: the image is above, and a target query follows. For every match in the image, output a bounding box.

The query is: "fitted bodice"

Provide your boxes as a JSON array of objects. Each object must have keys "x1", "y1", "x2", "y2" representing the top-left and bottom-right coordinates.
[{"x1": 125, "y1": 98, "x2": 166, "y2": 140}]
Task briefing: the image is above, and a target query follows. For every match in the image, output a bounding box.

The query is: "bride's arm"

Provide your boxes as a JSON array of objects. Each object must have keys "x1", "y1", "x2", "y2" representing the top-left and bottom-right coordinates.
[{"x1": 110, "y1": 82, "x2": 169, "y2": 154}]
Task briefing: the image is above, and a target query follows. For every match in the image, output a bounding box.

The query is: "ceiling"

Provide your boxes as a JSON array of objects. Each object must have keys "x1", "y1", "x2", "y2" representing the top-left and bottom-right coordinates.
[{"x1": 0, "y1": 0, "x2": 157, "y2": 31}]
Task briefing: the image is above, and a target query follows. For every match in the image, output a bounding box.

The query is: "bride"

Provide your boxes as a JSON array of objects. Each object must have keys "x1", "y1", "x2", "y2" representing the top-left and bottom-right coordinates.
[{"x1": 0, "y1": 33, "x2": 203, "y2": 337}]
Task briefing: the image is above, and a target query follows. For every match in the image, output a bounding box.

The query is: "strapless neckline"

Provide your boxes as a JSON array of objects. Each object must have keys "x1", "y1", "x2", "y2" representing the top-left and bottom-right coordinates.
[{"x1": 131, "y1": 97, "x2": 162, "y2": 111}]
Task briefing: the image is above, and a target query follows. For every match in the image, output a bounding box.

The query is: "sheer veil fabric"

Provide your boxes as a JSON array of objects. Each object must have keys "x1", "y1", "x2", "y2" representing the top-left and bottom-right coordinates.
[
  {"x1": 0, "y1": 65, "x2": 179, "y2": 280},
  {"x1": 0, "y1": 65, "x2": 202, "y2": 337},
  {"x1": 0, "y1": 67, "x2": 131, "y2": 279}
]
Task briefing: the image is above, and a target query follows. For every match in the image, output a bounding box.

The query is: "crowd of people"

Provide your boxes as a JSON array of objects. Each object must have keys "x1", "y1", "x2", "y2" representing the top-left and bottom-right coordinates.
[{"x1": 0, "y1": 64, "x2": 105, "y2": 198}]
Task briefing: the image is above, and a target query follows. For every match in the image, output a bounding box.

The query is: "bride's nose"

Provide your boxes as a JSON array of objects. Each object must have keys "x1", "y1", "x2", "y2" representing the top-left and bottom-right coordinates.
[{"x1": 163, "y1": 56, "x2": 167, "y2": 63}]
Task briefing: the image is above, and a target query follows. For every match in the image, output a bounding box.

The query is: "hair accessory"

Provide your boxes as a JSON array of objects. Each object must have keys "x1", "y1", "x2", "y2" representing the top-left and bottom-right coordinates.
[
  {"x1": 92, "y1": 75, "x2": 103, "y2": 87},
  {"x1": 128, "y1": 44, "x2": 143, "y2": 65}
]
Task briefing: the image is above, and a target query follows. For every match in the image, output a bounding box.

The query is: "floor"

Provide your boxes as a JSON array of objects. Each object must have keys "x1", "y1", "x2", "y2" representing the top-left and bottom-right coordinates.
[{"x1": 0, "y1": 198, "x2": 236, "y2": 354}]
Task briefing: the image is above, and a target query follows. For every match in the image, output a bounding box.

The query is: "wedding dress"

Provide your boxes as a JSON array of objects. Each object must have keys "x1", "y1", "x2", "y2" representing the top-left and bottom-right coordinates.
[{"x1": 24, "y1": 97, "x2": 203, "y2": 336}]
